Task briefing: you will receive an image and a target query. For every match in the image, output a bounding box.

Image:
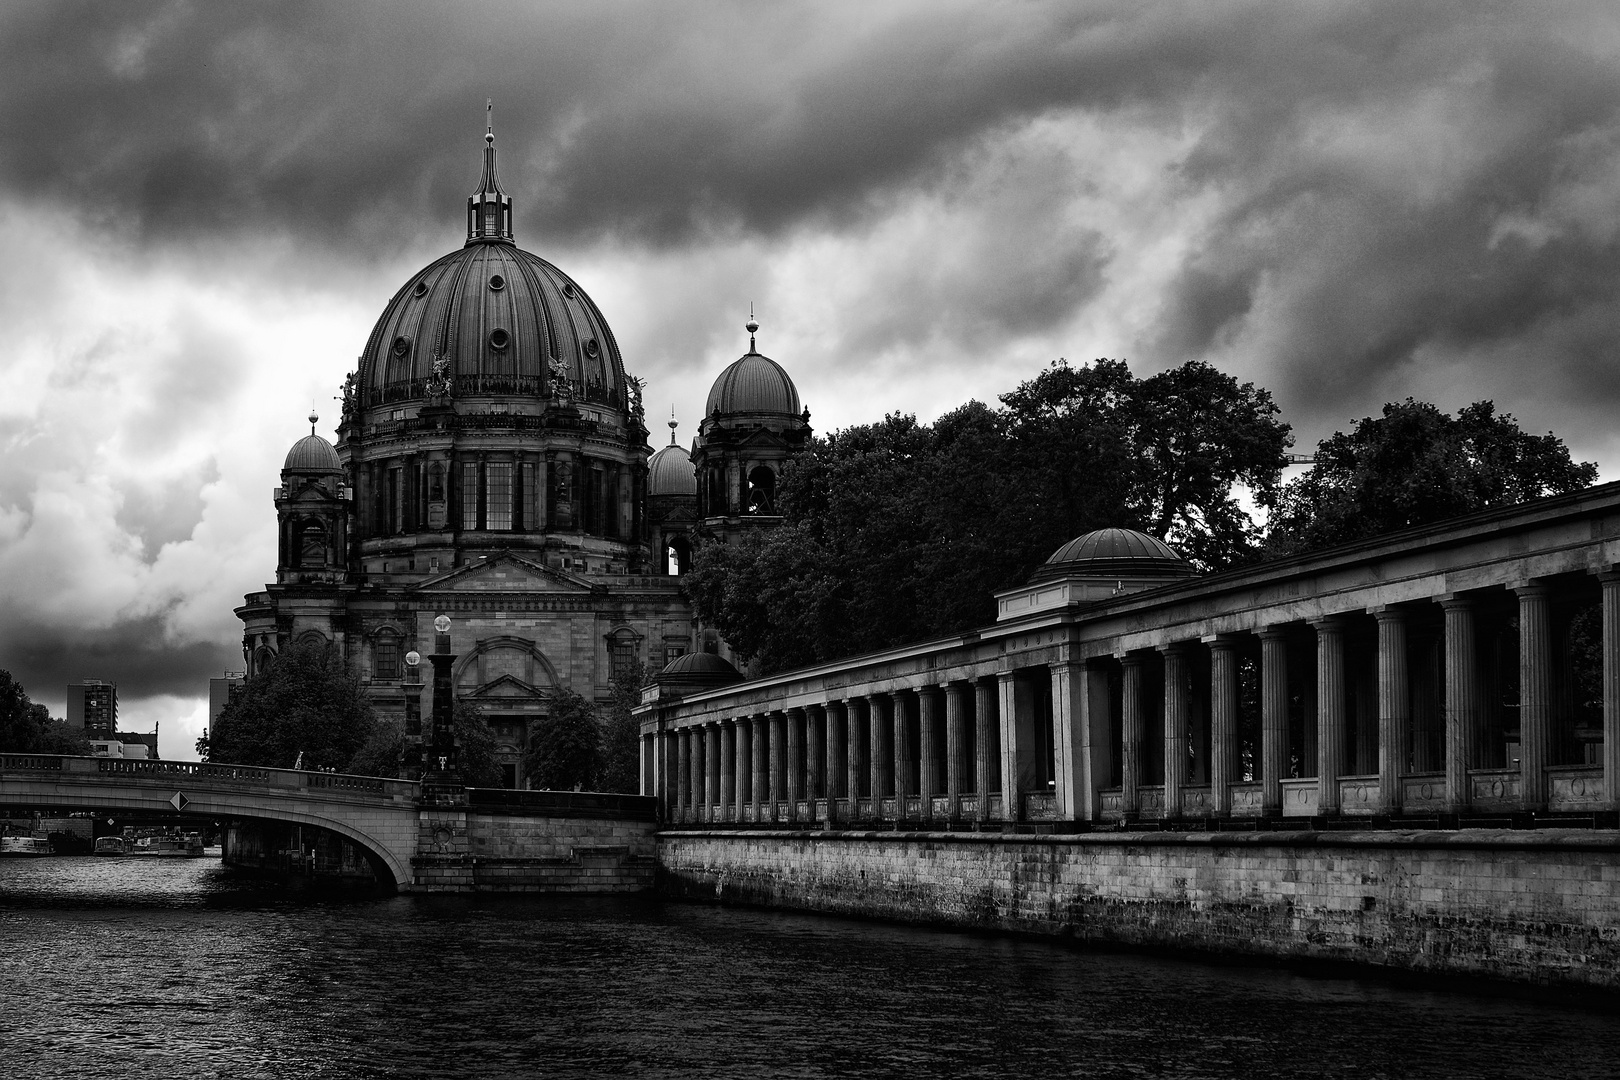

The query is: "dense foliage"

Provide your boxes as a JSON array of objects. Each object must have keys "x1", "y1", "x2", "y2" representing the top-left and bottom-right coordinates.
[
  {"x1": 346, "y1": 699, "x2": 501, "y2": 787},
  {"x1": 596, "y1": 662, "x2": 645, "y2": 794},
  {"x1": 524, "y1": 687, "x2": 601, "y2": 790},
  {"x1": 1267, "y1": 400, "x2": 1599, "y2": 555},
  {"x1": 209, "y1": 639, "x2": 376, "y2": 771},
  {"x1": 686, "y1": 358, "x2": 1292, "y2": 673},
  {"x1": 0, "y1": 669, "x2": 91, "y2": 754}
]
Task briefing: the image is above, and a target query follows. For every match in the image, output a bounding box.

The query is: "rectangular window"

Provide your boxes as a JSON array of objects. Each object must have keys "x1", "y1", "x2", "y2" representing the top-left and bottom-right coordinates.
[
  {"x1": 521, "y1": 462, "x2": 538, "y2": 532},
  {"x1": 486, "y1": 462, "x2": 513, "y2": 531},
  {"x1": 388, "y1": 467, "x2": 403, "y2": 535},
  {"x1": 461, "y1": 462, "x2": 479, "y2": 530},
  {"x1": 663, "y1": 644, "x2": 687, "y2": 668},
  {"x1": 610, "y1": 638, "x2": 637, "y2": 681},
  {"x1": 374, "y1": 638, "x2": 400, "y2": 680}
]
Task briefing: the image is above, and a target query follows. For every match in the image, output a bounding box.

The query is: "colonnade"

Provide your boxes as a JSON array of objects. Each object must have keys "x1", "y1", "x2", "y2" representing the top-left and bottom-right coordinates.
[{"x1": 645, "y1": 573, "x2": 1620, "y2": 826}]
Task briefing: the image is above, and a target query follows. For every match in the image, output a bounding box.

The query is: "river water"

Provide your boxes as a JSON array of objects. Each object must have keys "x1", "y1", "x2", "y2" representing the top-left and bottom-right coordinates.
[{"x1": 2, "y1": 856, "x2": 1617, "y2": 1079}]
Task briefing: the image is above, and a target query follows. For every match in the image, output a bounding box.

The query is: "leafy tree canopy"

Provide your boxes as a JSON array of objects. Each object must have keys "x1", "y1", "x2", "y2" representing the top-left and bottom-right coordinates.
[
  {"x1": 0, "y1": 669, "x2": 90, "y2": 754},
  {"x1": 345, "y1": 700, "x2": 502, "y2": 787},
  {"x1": 686, "y1": 358, "x2": 1291, "y2": 673},
  {"x1": 597, "y1": 661, "x2": 645, "y2": 794},
  {"x1": 209, "y1": 640, "x2": 375, "y2": 771},
  {"x1": 525, "y1": 687, "x2": 600, "y2": 791},
  {"x1": 1267, "y1": 399, "x2": 1598, "y2": 555}
]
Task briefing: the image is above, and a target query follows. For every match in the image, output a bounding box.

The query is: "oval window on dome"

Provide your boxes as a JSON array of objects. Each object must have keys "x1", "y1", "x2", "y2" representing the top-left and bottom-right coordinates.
[
  {"x1": 391, "y1": 335, "x2": 411, "y2": 358},
  {"x1": 488, "y1": 274, "x2": 505, "y2": 291},
  {"x1": 489, "y1": 328, "x2": 510, "y2": 350},
  {"x1": 412, "y1": 281, "x2": 428, "y2": 298},
  {"x1": 583, "y1": 337, "x2": 599, "y2": 358},
  {"x1": 562, "y1": 282, "x2": 577, "y2": 298}
]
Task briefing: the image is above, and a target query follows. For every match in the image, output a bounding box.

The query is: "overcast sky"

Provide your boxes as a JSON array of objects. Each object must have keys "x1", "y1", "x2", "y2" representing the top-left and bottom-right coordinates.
[{"x1": 5, "y1": 1, "x2": 1620, "y2": 757}]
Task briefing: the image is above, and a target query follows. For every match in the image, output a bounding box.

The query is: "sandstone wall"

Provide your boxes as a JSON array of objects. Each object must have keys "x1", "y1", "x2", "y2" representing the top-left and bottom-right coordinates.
[{"x1": 657, "y1": 829, "x2": 1620, "y2": 989}]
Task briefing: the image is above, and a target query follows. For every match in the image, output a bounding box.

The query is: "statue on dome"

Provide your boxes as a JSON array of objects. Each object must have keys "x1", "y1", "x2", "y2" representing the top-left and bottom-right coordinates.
[
  {"x1": 627, "y1": 375, "x2": 646, "y2": 422},
  {"x1": 337, "y1": 372, "x2": 358, "y2": 424},
  {"x1": 548, "y1": 355, "x2": 574, "y2": 403},
  {"x1": 425, "y1": 353, "x2": 454, "y2": 402}
]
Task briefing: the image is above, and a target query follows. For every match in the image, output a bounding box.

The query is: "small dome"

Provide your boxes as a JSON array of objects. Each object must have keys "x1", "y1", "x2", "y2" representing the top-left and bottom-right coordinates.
[
  {"x1": 660, "y1": 652, "x2": 740, "y2": 678},
  {"x1": 706, "y1": 351, "x2": 802, "y2": 417},
  {"x1": 648, "y1": 443, "x2": 697, "y2": 497},
  {"x1": 283, "y1": 434, "x2": 343, "y2": 474},
  {"x1": 1032, "y1": 527, "x2": 1192, "y2": 581}
]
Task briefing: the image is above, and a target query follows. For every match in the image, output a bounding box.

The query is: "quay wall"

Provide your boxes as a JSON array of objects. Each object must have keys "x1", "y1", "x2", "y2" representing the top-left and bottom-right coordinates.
[{"x1": 656, "y1": 829, "x2": 1620, "y2": 990}]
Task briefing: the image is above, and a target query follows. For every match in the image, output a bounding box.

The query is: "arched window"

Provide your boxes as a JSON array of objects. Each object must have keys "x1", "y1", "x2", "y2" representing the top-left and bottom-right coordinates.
[
  {"x1": 298, "y1": 521, "x2": 328, "y2": 568},
  {"x1": 373, "y1": 632, "x2": 401, "y2": 681},
  {"x1": 747, "y1": 466, "x2": 776, "y2": 514},
  {"x1": 666, "y1": 534, "x2": 691, "y2": 576},
  {"x1": 606, "y1": 628, "x2": 642, "y2": 682}
]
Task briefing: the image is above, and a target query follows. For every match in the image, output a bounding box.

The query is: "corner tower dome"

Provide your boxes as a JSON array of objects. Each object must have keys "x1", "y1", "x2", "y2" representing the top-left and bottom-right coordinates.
[
  {"x1": 648, "y1": 415, "x2": 697, "y2": 496},
  {"x1": 350, "y1": 113, "x2": 630, "y2": 422},
  {"x1": 705, "y1": 313, "x2": 802, "y2": 417},
  {"x1": 284, "y1": 412, "x2": 343, "y2": 473}
]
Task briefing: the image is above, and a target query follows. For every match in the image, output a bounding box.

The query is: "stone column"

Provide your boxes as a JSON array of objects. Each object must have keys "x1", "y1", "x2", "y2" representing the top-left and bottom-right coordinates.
[
  {"x1": 918, "y1": 688, "x2": 939, "y2": 825},
  {"x1": 894, "y1": 693, "x2": 912, "y2": 822},
  {"x1": 997, "y1": 671, "x2": 1021, "y2": 822},
  {"x1": 1162, "y1": 644, "x2": 1191, "y2": 819},
  {"x1": 786, "y1": 707, "x2": 804, "y2": 824},
  {"x1": 827, "y1": 701, "x2": 847, "y2": 821},
  {"x1": 732, "y1": 718, "x2": 749, "y2": 820},
  {"x1": 1517, "y1": 582, "x2": 1554, "y2": 811},
  {"x1": 770, "y1": 711, "x2": 787, "y2": 822},
  {"x1": 690, "y1": 726, "x2": 707, "y2": 824},
  {"x1": 1601, "y1": 572, "x2": 1620, "y2": 811},
  {"x1": 751, "y1": 715, "x2": 767, "y2": 822},
  {"x1": 868, "y1": 694, "x2": 889, "y2": 817},
  {"x1": 1208, "y1": 636, "x2": 1239, "y2": 817},
  {"x1": 1120, "y1": 653, "x2": 1144, "y2": 816},
  {"x1": 1314, "y1": 617, "x2": 1347, "y2": 814},
  {"x1": 705, "y1": 723, "x2": 721, "y2": 824},
  {"x1": 677, "y1": 728, "x2": 691, "y2": 824},
  {"x1": 1050, "y1": 660, "x2": 1083, "y2": 821},
  {"x1": 945, "y1": 682, "x2": 966, "y2": 821},
  {"x1": 1374, "y1": 607, "x2": 1409, "y2": 815},
  {"x1": 807, "y1": 705, "x2": 825, "y2": 805},
  {"x1": 847, "y1": 698, "x2": 866, "y2": 816},
  {"x1": 1440, "y1": 597, "x2": 1478, "y2": 813},
  {"x1": 1259, "y1": 630, "x2": 1289, "y2": 816},
  {"x1": 720, "y1": 720, "x2": 737, "y2": 822},
  {"x1": 974, "y1": 679, "x2": 995, "y2": 824}
]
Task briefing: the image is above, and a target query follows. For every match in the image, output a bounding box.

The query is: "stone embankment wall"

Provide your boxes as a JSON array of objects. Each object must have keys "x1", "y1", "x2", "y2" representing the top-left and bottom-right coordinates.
[
  {"x1": 657, "y1": 829, "x2": 1620, "y2": 989},
  {"x1": 411, "y1": 808, "x2": 656, "y2": 892}
]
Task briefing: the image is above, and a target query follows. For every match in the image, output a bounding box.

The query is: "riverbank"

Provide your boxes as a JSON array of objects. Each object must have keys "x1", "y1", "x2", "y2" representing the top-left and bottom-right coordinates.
[{"x1": 655, "y1": 827, "x2": 1620, "y2": 991}]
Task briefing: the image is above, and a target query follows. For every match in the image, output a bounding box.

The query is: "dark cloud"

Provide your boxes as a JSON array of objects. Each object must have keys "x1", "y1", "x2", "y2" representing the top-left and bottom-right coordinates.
[{"x1": 1, "y1": 615, "x2": 236, "y2": 713}]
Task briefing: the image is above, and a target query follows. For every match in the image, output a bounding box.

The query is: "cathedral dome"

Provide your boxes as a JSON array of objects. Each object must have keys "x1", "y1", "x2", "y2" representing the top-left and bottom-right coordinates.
[
  {"x1": 648, "y1": 443, "x2": 697, "y2": 497},
  {"x1": 352, "y1": 128, "x2": 627, "y2": 419},
  {"x1": 705, "y1": 320, "x2": 801, "y2": 418},
  {"x1": 1031, "y1": 527, "x2": 1193, "y2": 582}
]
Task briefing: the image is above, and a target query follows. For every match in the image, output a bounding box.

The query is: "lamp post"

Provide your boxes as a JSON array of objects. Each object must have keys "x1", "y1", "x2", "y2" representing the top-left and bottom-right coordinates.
[
  {"x1": 423, "y1": 613, "x2": 463, "y2": 802},
  {"x1": 403, "y1": 648, "x2": 423, "y2": 780}
]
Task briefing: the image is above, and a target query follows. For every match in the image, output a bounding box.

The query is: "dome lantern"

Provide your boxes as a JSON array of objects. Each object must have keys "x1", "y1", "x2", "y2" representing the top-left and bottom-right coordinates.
[{"x1": 467, "y1": 100, "x2": 513, "y2": 245}]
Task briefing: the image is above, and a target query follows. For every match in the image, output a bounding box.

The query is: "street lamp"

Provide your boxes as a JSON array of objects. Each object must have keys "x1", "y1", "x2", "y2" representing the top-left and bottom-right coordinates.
[{"x1": 423, "y1": 613, "x2": 462, "y2": 802}]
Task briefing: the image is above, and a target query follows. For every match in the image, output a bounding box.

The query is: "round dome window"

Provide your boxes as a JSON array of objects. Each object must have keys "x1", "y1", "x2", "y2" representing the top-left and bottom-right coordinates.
[
  {"x1": 412, "y1": 281, "x2": 428, "y2": 298},
  {"x1": 488, "y1": 274, "x2": 505, "y2": 291},
  {"x1": 489, "y1": 328, "x2": 510, "y2": 350},
  {"x1": 562, "y1": 282, "x2": 577, "y2": 298},
  {"x1": 391, "y1": 335, "x2": 411, "y2": 357},
  {"x1": 583, "y1": 338, "x2": 600, "y2": 358}
]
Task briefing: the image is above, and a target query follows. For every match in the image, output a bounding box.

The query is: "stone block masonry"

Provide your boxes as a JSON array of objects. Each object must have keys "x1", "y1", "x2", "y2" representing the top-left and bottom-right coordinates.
[
  {"x1": 656, "y1": 829, "x2": 1620, "y2": 990},
  {"x1": 410, "y1": 811, "x2": 657, "y2": 892}
]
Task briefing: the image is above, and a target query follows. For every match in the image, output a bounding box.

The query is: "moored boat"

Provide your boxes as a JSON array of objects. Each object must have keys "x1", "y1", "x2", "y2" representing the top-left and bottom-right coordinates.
[
  {"x1": 0, "y1": 836, "x2": 52, "y2": 857},
  {"x1": 93, "y1": 836, "x2": 125, "y2": 856}
]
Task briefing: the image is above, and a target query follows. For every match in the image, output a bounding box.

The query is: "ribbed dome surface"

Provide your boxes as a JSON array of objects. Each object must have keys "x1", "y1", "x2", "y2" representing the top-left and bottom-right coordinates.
[
  {"x1": 1039, "y1": 528, "x2": 1191, "y2": 577},
  {"x1": 357, "y1": 240, "x2": 626, "y2": 413},
  {"x1": 647, "y1": 443, "x2": 697, "y2": 496},
  {"x1": 284, "y1": 434, "x2": 343, "y2": 473},
  {"x1": 706, "y1": 352, "x2": 801, "y2": 417},
  {"x1": 660, "y1": 652, "x2": 741, "y2": 678}
]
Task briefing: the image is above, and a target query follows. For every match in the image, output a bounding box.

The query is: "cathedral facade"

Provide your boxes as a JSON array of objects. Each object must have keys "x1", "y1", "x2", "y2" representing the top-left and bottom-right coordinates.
[{"x1": 235, "y1": 125, "x2": 808, "y2": 786}]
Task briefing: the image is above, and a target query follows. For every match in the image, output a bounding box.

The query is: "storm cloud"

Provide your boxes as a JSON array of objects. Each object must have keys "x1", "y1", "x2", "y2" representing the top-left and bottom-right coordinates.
[{"x1": 4, "y1": 1, "x2": 1620, "y2": 752}]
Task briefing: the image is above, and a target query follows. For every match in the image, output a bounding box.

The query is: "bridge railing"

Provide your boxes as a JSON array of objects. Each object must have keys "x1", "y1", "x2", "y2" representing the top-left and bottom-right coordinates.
[{"x1": 0, "y1": 755, "x2": 416, "y2": 799}]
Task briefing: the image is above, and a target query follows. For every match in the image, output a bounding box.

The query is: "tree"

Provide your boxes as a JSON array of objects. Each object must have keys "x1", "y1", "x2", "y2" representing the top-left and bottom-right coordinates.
[
  {"x1": 345, "y1": 699, "x2": 501, "y2": 786},
  {"x1": 0, "y1": 670, "x2": 90, "y2": 754},
  {"x1": 686, "y1": 358, "x2": 1293, "y2": 674},
  {"x1": 209, "y1": 639, "x2": 376, "y2": 771},
  {"x1": 1267, "y1": 400, "x2": 1598, "y2": 555},
  {"x1": 525, "y1": 687, "x2": 600, "y2": 790},
  {"x1": 597, "y1": 660, "x2": 646, "y2": 794}
]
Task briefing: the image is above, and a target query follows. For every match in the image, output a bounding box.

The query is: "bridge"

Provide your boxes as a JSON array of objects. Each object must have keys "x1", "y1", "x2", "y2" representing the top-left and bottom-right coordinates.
[
  {"x1": 0, "y1": 755, "x2": 660, "y2": 893},
  {"x1": 0, "y1": 754, "x2": 420, "y2": 887}
]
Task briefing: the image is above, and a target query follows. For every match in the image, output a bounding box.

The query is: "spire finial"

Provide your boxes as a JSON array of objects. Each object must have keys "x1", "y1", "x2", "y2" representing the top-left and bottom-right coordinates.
[
  {"x1": 308, "y1": 410, "x2": 319, "y2": 435},
  {"x1": 746, "y1": 302, "x2": 759, "y2": 353},
  {"x1": 668, "y1": 406, "x2": 678, "y2": 446},
  {"x1": 486, "y1": 98, "x2": 494, "y2": 145}
]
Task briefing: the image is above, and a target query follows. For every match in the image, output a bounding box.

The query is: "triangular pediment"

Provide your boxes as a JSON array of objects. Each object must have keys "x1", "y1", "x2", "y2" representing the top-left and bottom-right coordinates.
[
  {"x1": 468, "y1": 673, "x2": 548, "y2": 699},
  {"x1": 737, "y1": 428, "x2": 792, "y2": 452},
  {"x1": 414, "y1": 551, "x2": 592, "y2": 594}
]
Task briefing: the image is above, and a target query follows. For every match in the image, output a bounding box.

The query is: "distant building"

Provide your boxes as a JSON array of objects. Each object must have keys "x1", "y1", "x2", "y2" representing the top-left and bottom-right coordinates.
[
  {"x1": 89, "y1": 739, "x2": 151, "y2": 760},
  {"x1": 209, "y1": 672, "x2": 245, "y2": 727},
  {"x1": 67, "y1": 680, "x2": 117, "y2": 738}
]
